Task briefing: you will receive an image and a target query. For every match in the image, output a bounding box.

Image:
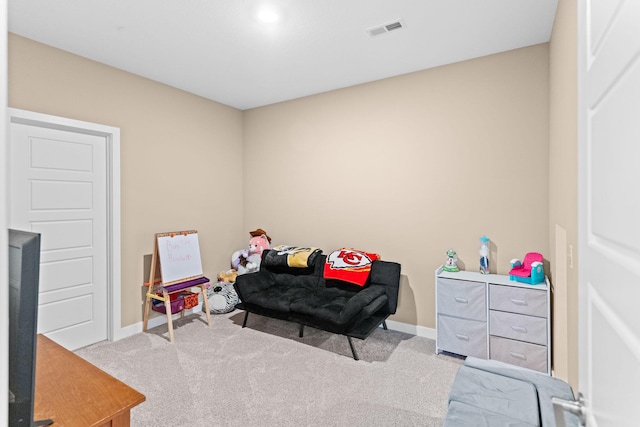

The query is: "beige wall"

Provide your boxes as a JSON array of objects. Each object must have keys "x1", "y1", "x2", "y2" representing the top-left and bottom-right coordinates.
[
  {"x1": 243, "y1": 44, "x2": 550, "y2": 329},
  {"x1": 549, "y1": 0, "x2": 579, "y2": 388},
  {"x1": 9, "y1": 27, "x2": 577, "y2": 375},
  {"x1": 8, "y1": 34, "x2": 245, "y2": 327}
]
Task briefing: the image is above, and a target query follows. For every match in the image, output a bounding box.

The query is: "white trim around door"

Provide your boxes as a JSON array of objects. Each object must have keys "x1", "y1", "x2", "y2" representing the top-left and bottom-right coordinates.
[{"x1": 8, "y1": 108, "x2": 123, "y2": 344}]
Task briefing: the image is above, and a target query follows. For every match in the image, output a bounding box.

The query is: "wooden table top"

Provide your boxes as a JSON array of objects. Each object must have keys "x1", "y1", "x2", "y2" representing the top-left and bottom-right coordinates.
[{"x1": 34, "y1": 334, "x2": 146, "y2": 426}]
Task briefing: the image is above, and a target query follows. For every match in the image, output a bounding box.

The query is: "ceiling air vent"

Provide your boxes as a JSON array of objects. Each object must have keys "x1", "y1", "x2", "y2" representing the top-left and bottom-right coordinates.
[{"x1": 366, "y1": 20, "x2": 404, "y2": 37}]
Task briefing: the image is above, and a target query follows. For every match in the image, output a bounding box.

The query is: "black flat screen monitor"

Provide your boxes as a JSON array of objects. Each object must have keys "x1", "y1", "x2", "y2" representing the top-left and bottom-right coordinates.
[{"x1": 8, "y1": 229, "x2": 52, "y2": 426}]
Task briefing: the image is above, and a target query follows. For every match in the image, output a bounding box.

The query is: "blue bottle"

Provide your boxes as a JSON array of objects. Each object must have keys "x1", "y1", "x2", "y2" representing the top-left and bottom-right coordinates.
[{"x1": 479, "y1": 236, "x2": 490, "y2": 274}]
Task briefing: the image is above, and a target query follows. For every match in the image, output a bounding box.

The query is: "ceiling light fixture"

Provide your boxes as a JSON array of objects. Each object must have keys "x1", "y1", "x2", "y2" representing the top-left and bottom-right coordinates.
[{"x1": 257, "y1": 7, "x2": 279, "y2": 23}]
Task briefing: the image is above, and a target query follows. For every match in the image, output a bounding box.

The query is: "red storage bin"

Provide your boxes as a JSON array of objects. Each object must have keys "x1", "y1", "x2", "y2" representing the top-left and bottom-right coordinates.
[{"x1": 182, "y1": 292, "x2": 199, "y2": 309}]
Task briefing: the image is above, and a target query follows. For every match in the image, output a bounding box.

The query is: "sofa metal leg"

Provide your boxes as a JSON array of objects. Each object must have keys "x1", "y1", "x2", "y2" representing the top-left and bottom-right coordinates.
[
  {"x1": 299, "y1": 324, "x2": 304, "y2": 338},
  {"x1": 242, "y1": 311, "x2": 249, "y2": 328},
  {"x1": 382, "y1": 320, "x2": 388, "y2": 330},
  {"x1": 347, "y1": 336, "x2": 359, "y2": 361}
]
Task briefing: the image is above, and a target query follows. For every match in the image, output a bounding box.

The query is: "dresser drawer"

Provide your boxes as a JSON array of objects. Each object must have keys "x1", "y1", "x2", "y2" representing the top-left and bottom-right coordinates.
[
  {"x1": 438, "y1": 314, "x2": 487, "y2": 359},
  {"x1": 489, "y1": 284, "x2": 547, "y2": 317},
  {"x1": 490, "y1": 336, "x2": 547, "y2": 373},
  {"x1": 489, "y1": 310, "x2": 547, "y2": 346},
  {"x1": 437, "y1": 278, "x2": 486, "y2": 321}
]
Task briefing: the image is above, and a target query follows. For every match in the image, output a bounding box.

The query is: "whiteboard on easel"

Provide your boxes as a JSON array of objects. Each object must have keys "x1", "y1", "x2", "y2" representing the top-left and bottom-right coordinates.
[{"x1": 156, "y1": 231, "x2": 203, "y2": 285}]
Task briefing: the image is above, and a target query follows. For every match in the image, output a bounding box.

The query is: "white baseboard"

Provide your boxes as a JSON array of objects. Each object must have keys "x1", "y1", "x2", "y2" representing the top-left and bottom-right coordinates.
[
  {"x1": 385, "y1": 319, "x2": 437, "y2": 340},
  {"x1": 115, "y1": 321, "x2": 143, "y2": 340},
  {"x1": 114, "y1": 305, "x2": 204, "y2": 341},
  {"x1": 115, "y1": 310, "x2": 436, "y2": 342}
]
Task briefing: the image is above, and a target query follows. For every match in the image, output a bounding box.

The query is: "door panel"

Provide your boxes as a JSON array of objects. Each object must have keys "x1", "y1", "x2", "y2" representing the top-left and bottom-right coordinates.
[
  {"x1": 9, "y1": 122, "x2": 108, "y2": 350},
  {"x1": 31, "y1": 180, "x2": 93, "y2": 210},
  {"x1": 38, "y1": 294, "x2": 95, "y2": 332},
  {"x1": 579, "y1": 1, "x2": 640, "y2": 426},
  {"x1": 30, "y1": 136, "x2": 93, "y2": 171},
  {"x1": 39, "y1": 257, "x2": 93, "y2": 293},
  {"x1": 588, "y1": 286, "x2": 640, "y2": 427}
]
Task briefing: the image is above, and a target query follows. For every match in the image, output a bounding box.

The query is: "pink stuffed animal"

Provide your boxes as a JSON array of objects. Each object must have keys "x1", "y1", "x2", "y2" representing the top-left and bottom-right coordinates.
[
  {"x1": 248, "y1": 234, "x2": 270, "y2": 257},
  {"x1": 231, "y1": 229, "x2": 271, "y2": 275}
]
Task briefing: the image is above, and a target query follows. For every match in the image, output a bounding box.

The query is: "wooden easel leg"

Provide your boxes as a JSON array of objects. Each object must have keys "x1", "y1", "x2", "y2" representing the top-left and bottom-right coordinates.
[
  {"x1": 200, "y1": 284, "x2": 212, "y2": 327},
  {"x1": 145, "y1": 235, "x2": 159, "y2": 334},
  {"x1": 143, "y1": 294, "x2": 152, "y2": 332},
  {"x1": 163, "y1": 291, "x2": 175, "y2": 342}
]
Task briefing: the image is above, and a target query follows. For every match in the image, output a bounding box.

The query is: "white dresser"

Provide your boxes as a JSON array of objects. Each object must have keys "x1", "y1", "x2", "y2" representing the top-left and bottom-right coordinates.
[{"x1": 435, "y1": 267, "x2": 551, "y2": 374}]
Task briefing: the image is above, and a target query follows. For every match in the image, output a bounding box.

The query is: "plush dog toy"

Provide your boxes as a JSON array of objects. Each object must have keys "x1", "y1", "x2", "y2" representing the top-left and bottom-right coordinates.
[
  {"x1": 217, "y1": 269, "x2": 238, "y2": 284},
  {"x1": 231, "y1": 228, "x2": 272, "y2": 275}
]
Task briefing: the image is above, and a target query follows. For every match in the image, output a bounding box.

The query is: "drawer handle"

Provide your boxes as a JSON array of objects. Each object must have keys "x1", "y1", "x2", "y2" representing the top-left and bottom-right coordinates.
[
  {"x1": 510, "y1": 298, "x2": 528, "y2": 306},
  {"x1": 510, "y1": 352, "x2": 527, "y2": 360},
  {"x1": 511, "y1": 326, "x2": 528, "y2": 333},
  {"x1": 454, "y1": 297, "x2": 468, "y2": 304},
  {"x1": 455, "y1": 333, "x2": 470, "y2": 341}
]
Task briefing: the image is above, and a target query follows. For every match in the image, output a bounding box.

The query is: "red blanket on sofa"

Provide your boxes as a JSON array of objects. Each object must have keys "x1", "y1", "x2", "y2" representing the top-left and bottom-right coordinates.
[{"x1": 323, "y1": 249, "x2": 380, "y2": 287}]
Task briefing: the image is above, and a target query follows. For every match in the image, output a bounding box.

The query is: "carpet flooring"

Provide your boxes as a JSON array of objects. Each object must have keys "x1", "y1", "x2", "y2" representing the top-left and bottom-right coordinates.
[{"x1": 75, "y1": 310, "x2": 463, "y2": 426}]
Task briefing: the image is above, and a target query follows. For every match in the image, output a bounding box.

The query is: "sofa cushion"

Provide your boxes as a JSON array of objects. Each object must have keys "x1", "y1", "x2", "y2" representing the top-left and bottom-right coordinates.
[
  {"x1": 289, "y1": 289, "x2": 355, "y2": 325},
  {"x1": 369, "y1": 260, "x2": 401, "y2": 314},
  {"x1": 290, "y1": 285, "x2": 386, "y2": 326},
  {"x1": 448, "y1": 365, "x2": 540, "y2": 426},
  {"x1": 240, "y1": 274, "x2": 319, "y2": 312},
  {"x1": 322, "y1": 278, "x2": 371, "y2": 291},
  {"x1": 240, "y1": 285, "x2": 293, "y2": 312}
]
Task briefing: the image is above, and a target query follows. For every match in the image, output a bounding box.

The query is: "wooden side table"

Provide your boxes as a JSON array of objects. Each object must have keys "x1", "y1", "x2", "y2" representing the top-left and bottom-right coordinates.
[{"x1": 34, "y1": 334, "x2": 145, "y2": 426}]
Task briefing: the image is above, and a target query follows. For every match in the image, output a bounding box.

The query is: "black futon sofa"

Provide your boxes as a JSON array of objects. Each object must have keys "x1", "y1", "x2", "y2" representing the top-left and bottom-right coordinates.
[{"x1": 233, "y1": 249, "x2": 401, "y2": 360}]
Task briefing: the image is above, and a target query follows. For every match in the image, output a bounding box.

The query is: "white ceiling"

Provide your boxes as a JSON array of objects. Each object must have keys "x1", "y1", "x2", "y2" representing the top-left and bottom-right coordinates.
[{"x1": 8, "y1": 0, "x2": 558, "y2": 111}]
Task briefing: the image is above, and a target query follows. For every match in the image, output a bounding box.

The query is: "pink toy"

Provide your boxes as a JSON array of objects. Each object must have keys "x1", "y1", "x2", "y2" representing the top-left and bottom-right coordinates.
[
  {"x1": 231, "y1": 229, "x2": 272, "y2": 275},
  {"x1": 509, "y1": 252, "x2": 545, "y2": 285},
  {"x1": 248, "y1": 234, "x2": 270, "y2": 256}
]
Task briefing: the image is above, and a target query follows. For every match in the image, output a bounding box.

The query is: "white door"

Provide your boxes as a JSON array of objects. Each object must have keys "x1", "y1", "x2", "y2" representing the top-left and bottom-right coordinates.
[
  {"x1": 578, "y1": 0, "x2": 640, "y2": 426},
  {"x1": 9, "y1": 121, "x2": 108, "y2": 350}
]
